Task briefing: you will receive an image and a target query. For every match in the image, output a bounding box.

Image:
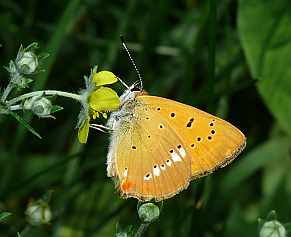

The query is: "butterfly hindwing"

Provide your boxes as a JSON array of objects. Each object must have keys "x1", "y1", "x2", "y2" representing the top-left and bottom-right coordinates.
[{"x1": 108, "y1": 101, "x2": 192, "y2": 201}]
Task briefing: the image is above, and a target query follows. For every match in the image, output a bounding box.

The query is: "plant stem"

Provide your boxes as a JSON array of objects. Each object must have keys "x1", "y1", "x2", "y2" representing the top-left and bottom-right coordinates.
[
  {"x1": 9, "y1": 104, "x2": 23, "y2": 111},
  {"x1": 1, "y1": 83, "x2": 14, "y2": 102},
  {"x1": 7, "y1": 90, "x2": 82, "y2": 105},
  {"x1": 19, "y1": 225, "x2": 31, "y2": 236},
  {"x1": 135, "y1": 223, "x2": 150, "y2": 237}
]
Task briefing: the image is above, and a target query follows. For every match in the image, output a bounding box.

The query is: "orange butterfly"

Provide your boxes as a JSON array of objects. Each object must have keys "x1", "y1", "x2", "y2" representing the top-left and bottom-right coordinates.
[
  {"x1": 106, "y1": 87, "x2": 245, "y2": 201},
  {"x1": 104, "y1": 39, "x2": 246, "y2": 202}
]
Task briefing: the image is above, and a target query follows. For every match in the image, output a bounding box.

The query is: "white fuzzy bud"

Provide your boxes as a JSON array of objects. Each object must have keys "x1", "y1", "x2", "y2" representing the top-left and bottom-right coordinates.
[
  {"x1": 25, "y1": 201, "x2": 52, "y2": 226},
  {"x1": 260, "y1": 220, "x2": 287, "y2": 237},
  {"x1": 24, "y1": 96, "x2": 52, "y2": 118},
  {"x1": 16, "y1": 51, "x2": 38, "y2": 74}
]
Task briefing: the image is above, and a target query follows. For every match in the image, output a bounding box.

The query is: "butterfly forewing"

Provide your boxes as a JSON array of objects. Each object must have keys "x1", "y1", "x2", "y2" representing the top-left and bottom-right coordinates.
[
  {"x1": 112, "y1": 105, "x2": 192, "y2": 201},
  {"x1": 138, "y1": 95, "x2": 246, "y2": 178}
]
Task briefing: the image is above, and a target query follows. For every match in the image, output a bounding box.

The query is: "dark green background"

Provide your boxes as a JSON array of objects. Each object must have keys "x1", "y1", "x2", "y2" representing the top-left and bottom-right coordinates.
[{"x1": 0, "y1": 0, "x2": 291, "y2": 236}]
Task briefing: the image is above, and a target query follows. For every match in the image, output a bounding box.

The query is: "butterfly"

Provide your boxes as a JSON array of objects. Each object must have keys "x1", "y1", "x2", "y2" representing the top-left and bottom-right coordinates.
[
  {"x1": 101, "y1": 38, "x2": 246, "y2": 202},
  {"x1": 105, "y1": 84, "x2": 246, "y2": 201}
]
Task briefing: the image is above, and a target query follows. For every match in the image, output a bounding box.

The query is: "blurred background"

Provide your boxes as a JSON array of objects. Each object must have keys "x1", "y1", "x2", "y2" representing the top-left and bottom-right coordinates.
[{"x1": 0, "y1": 0, "x2": 291, "y2": 236}]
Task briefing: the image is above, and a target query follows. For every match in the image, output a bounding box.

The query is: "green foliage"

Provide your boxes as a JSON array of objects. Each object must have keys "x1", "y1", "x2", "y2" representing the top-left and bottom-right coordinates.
[
  {"x1": 221, "y1": 138, "x2": 290, "y2": 192},
  {"x1": 239, "y1": 0, "x2": 291, "y2": 136},
  {"x1": 8, "y1": 110, "x2": 42, "y2": 139},
  {"x1": 0, "y1": 0, "x2": 291, "y2": 236},
  {"x1": 0, "y1": 212, "x2": 12, "y2": 222}
]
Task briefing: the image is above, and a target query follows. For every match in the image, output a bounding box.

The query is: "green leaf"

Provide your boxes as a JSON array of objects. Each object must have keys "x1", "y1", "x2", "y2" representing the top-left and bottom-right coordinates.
[
  {"x1": 0, "y1": 212, "x2": 12, "y2": 222},
  {"x1": 50, "y1": 105, "x2": 63, "y2": 114},
  {"x1": 238, "y1": 0, "x2": 291, "y2": 137},
  {"x1": 24, "y1": 42, "x2": 38, "y2": 51},
  {"x1": 8, "y1": 111, "x2": 42, "y2": 139},
  {"x1": 221, "y1": 138, "x2": 291, "y2": 192}
]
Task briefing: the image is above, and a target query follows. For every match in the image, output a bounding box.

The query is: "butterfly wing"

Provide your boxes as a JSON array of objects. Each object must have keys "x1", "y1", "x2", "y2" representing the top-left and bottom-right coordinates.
[
  {"x1": 138, "y1": 95, "x2": 246, "y2": 178},
  {"x1": 107, "y1": 100, "x2": 193, "y2": 201},
  {"x1": 107, "y1": 95, "x2": 246, "y2": 201}
]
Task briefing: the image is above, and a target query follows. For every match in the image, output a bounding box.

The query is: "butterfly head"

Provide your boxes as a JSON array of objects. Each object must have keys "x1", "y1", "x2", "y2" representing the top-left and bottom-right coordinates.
[
  {"x1": 119, "y1": 82, "x2": 147, "y2": 105},
  {"x1": 107, "y1": 83, "x2": 146, "y2": 130}
]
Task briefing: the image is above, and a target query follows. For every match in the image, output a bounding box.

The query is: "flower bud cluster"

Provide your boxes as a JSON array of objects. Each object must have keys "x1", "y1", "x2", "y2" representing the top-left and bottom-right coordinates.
[{"x1": 5, "y1": 43, "x2": 39, "y2": 89}]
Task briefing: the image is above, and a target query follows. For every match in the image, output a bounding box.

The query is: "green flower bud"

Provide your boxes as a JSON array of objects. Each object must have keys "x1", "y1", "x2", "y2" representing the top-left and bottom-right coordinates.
[
  {"x1": 25, "y1": 200, "x2": 52, "y2": 226},
  {"x1": 138, "y1": 203, "x2": 160, "y2": 223},
  {"x1": 260, "y1": 220, "x2": 287, "y2": 237},
  {"x1": 24, "y1": 96, "x2": 52, "y2": 118},
  {"x1": 16, "y1": 51, "x2": 38, "y2": 74}
]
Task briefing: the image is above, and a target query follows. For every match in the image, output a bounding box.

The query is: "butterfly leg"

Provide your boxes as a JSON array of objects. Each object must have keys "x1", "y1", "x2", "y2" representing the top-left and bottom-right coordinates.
[{"x1": 90, "y1": 123, "x2": 113, "y2": 133}]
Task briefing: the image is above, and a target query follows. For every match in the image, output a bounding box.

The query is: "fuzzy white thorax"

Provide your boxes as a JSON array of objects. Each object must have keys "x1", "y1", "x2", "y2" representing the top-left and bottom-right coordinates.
[
  {"x1": 106, "y1": 87, "x2": 140, "y2": 177},
  {"x1": 106, "y1": 87, "x2": 137, "y2": 130}
]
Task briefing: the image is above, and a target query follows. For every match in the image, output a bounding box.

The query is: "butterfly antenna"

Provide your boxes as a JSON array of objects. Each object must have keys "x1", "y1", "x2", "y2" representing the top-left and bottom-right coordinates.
[
  {"x1": 116, "y1": 76, "x2": 130, "y2": 89},
  {"x1": 120, "y1": 35, "x2": 143, "y2": 90}
]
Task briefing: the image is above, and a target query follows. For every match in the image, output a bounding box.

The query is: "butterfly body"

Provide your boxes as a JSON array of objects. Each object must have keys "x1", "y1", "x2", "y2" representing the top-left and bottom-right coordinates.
[{"x1": 107, "y1": 88, "x2": 246, "y2": 201}]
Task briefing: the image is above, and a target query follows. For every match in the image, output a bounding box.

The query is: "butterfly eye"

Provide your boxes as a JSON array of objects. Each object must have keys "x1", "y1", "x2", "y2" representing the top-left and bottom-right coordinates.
[
  {"x1": 156, "y1": 107, "x2": 161, "y2": 111},
  {"x1": 190, "y1": 143, "x2": 195, "y2": 148},
  {"x1": 197, "y1": 137, "x2": 202, "y2": 142},
  {"x1": 207, "y1": 136, "x2": 212, "y2": 140},
  {"x1": 170, "y1": 112, "x2": 175, "y2": 117},
  {"x1": 130, "y1": 86, "x2": 140, "y2": 92},
  {"x1": 132, "y1": 146, "x2": 137, "y2": 150},
  {"x1": 211, "y1": 130, "x2": 215, "y2": 134}
]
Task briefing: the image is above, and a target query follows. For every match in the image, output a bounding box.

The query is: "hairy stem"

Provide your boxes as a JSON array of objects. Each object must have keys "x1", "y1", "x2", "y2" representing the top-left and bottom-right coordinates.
[
  {"x1": 135, "y1": 223, "x2": 150, "y2": 237},
  {"x1": 9, "y1": 104, "x2": 23, "y2": 111},
  {"x1": 7, "y1": 90, "x2": 82, "y2": 105},
  {"x1": 1, "y1": 83, "x2": 14, "y2": 102}
]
